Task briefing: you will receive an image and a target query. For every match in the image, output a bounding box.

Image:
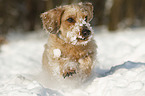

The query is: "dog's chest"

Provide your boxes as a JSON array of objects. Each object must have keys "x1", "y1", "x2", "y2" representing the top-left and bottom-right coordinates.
[
  {"x1": 59, "y1": 43, "x2": 92, "y2": 60},
  {"x1": 47, "y1": 35, "x2": 95, "y2": 60}
]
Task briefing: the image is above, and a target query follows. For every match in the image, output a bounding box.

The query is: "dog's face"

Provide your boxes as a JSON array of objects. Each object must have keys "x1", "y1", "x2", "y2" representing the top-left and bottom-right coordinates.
[{"x1": 41, "y1": 2, "x2": 93, "y2": 45}]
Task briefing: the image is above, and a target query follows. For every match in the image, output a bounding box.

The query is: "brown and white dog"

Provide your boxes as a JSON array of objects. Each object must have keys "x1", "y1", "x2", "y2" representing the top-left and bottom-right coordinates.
[{"x1": 41, "y1": 2, "x2": 97, "y2": 79}]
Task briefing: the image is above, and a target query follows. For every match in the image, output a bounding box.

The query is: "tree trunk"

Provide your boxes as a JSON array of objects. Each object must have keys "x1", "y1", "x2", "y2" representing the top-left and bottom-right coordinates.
[
  {"x1": 108, "y1": 0, "x2": 124, "y2": 31},
  {"x1": 0, "y1": 0, "x2": 8, "y2": 37},
  {"x1": 91, "y1": 0, "x2": 106, "y2": 26},
  {"x1": 125, "y1": 0, "x2": 135, "y2": 26}
]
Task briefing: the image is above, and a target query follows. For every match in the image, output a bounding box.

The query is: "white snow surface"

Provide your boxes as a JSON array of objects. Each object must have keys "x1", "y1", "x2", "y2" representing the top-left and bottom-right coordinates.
[
  {"x1": 1, "y1": 27, "x2": 145, "y2": 96},
  {"x1": 53, "y1": 49, "x2": 61, "y2": 58}
]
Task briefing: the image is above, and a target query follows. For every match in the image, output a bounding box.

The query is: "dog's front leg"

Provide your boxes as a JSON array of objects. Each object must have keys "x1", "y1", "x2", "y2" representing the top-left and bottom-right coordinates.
[
  {"x1": 78, "y1": 56, "x2": 93, "y2": 76},
  {"x1": 59, "y1": 59, "x2": 78, "y2": 78}
]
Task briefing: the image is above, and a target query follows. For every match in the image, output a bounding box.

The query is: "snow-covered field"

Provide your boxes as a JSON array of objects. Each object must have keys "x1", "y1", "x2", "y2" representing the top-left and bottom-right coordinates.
[{"x1": 1, "y1": 27, "x2": 145, "y2": 96}]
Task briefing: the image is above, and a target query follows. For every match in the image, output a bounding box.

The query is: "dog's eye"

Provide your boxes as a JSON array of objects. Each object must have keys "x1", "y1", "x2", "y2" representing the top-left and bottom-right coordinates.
[
  {"x1": 85, "y1": 16, "x2": 88, "y2": 21},
  {"x1": 67, "y1": 18, "x2": 75, "y2": 23}
]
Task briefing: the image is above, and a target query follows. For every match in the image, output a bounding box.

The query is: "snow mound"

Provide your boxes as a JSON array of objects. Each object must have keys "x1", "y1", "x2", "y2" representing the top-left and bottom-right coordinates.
[
  {"x1": 106, "y1": 61, "x2": 145, "y2": 76},
  {"x1": 1, "y1": 61, "x2": 145, "y2": 96},
  {"x1": 86, "y1": 61, "x2": 145, "y2": 96},
  {"x1": 0, "y1": 75, "x2": 63, "y2": 96}
]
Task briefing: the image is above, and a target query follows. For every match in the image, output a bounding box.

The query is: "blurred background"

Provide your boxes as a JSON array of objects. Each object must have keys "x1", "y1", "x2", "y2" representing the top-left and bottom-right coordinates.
[{"x1": 0, "y1": 0, "x2": 145, "y2": 45}]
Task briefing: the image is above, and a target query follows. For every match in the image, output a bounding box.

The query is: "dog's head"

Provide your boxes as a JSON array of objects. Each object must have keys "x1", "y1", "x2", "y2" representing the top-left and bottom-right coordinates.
[{"x1": 41, "y1": 2, "x2": 93, "y2": 45}]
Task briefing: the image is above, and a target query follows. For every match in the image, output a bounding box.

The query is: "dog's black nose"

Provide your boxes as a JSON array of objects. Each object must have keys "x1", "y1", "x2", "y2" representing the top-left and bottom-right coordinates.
[{"x1": 82, "y1": 28, "x2": 91, "y2": 37}]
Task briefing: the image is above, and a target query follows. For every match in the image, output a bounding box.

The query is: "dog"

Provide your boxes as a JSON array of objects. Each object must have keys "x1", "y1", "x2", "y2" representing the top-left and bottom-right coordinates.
[{"x1": 41, "y1": 2, "x2": 97, "y2": 79}]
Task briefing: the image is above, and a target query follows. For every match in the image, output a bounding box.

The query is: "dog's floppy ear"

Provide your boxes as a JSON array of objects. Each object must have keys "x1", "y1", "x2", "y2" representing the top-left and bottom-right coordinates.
[
  {"x1": 41, "y1": 7, "x2": 64, "y2": 34},
  {"x1": 79, "y1": 2, "x2": 93, "y2": 22}
]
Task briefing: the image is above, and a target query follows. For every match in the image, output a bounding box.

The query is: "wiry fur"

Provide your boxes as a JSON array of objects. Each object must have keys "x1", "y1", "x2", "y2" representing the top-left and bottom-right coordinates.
[{"x1": 41, "y1": 2, "x2": 97, "y2": 79}]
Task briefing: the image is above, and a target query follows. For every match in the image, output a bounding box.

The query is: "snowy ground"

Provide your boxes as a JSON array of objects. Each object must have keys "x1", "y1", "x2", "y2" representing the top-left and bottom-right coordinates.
[{"x1": 1, "y1": 27, "x2": 145, "y2": 96}]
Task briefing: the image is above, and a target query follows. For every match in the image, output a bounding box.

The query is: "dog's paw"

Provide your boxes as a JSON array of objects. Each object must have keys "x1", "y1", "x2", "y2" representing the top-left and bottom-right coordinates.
[{"x1": 63, "y1": 69, "x2": 76, "y2": 78}]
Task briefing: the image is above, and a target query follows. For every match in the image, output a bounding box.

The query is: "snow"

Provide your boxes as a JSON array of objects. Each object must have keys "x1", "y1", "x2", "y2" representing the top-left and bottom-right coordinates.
[
  {"x1": 53, "y1": 49, "x2": 61, "y2": 58},
  {"x1": 1, "y1": 27, "x2": 145, "y2": 96}
]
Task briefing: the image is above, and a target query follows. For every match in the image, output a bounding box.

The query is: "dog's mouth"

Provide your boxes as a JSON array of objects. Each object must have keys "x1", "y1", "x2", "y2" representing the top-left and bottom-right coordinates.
[
  {"x1": 77, "y1": 37, "x2": 87, "y2": 41},
  {"x1": 66, "y1": 24, "x2": 93, "y2": 45}
]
